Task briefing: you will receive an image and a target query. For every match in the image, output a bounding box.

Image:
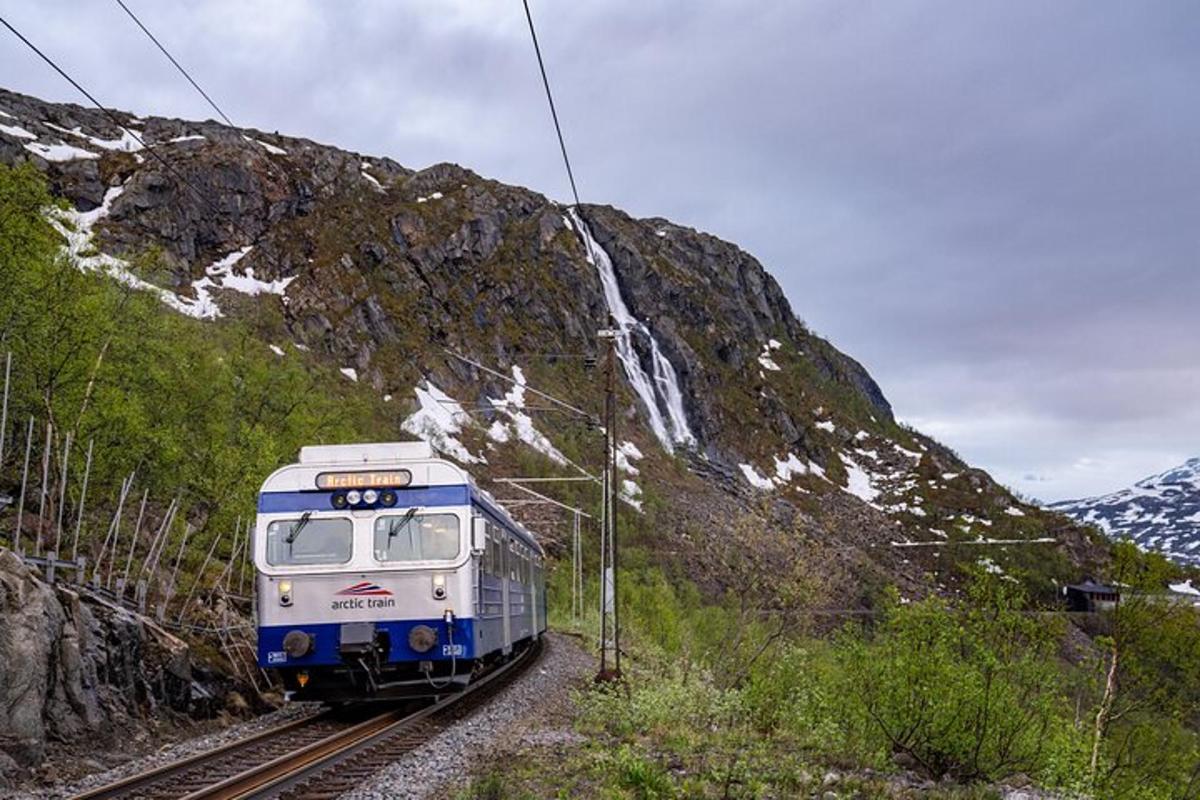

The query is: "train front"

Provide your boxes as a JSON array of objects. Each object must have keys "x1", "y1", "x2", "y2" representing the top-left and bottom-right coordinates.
[{"x1": 255, "y1": 442, "x2": 478, "y2": 701}]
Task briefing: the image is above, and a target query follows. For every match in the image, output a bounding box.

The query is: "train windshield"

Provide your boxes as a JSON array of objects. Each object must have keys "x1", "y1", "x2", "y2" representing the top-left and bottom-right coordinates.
[
  {"x1": 374, "y1": 512, "x2": 460, "y2": 562},
  {"x1": 265, "y1": 516, "x2": 353, "y2": 566}
]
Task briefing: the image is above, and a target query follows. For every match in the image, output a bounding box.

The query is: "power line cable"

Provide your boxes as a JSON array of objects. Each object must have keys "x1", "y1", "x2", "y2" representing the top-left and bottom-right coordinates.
[
  {"x1": 521, "y1": 0, "x2": 582, "y2": 209},
  {"x1": 0, "y1": 14, "x2": 253, "y2": 246},
  {"x1": 112, "y1": 0, "x2": 236, "y2": 127}
]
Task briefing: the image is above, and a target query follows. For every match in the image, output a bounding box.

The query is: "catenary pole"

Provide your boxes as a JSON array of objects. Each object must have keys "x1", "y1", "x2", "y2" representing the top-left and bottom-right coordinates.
[{"x1": 607, "y1": 320, "x2": 621, "y2": 678}]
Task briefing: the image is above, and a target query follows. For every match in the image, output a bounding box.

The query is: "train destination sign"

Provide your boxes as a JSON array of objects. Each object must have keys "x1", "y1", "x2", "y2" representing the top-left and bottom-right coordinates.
[{"x1": 315, "y1": 470, "x2": 413, "y2": 490}]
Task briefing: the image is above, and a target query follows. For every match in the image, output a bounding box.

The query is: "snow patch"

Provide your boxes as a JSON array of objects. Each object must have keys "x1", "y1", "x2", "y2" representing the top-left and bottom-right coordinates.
[
  {"x1": 1169, "y1": 580, "x2": 1200, "y2": 597},
  {"x1": 24, "y1": 141, "x2": 99, "y2": 162},
  {"x1": 361, "y1": 170, "x2": 384, "y2": 191},
  {"x1": 340, "y1": 368, "x2": 358, "y2": 382},
  {"x1": 401, "y1": 382, "x2": 485, "y2": 465},
  {"x1": 739, "y1": 463, "x2": 776, "y2": 491},
  {"x1": 815, "y1": 420, "x2": 836, "y2": 433},
  {"x1": 487, "y1": 366, "x2": 568, "y2": 466},
  {"x1": 0, "y1": 122, "x2": 37, "y2": 140},
  {"x1": 207, "y1": 247, "x2": 293, "y2": 296},
  {"x1": 616, "y1": 441, "x2": 644, "y2": 475},
  {"x1": 757, "y1": 340, "x2": 781, "y2": 371},
  {"x1": 773, "y1": 452, "x2": 809, "y2": 482},
  {"x1": 47, "y1": 186, "x2": 206, "y2": 318},
  {"x1": 620, "y1": 479, "x2": 643, "y2": 511},
  {"x1": 1004, "y1": 506, "x2": 1026, "y2": 517},
  {"x1": 245, "y1": 135, "x2": 287, "y2": 155},
  {"x1": 486, "y1": 420, "x2": 511, "y2": 444},
  {"x1": 268, "y1": 344, "x2": 285, "y2": 357},
  {"x1": 44, "y1": 122, "x2": 144, "y2": 152},
  {"x1": 839, "y1": 453, "x2": 882, "y2": 507}
]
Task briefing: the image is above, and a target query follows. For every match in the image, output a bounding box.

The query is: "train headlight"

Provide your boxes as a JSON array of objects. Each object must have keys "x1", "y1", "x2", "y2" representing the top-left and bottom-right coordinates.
[
  {"x1": 331, "y1": 493, "x2": 349, "y2": 509},
  {"x1": 380, "y1": 490, "x2": 397, "y2": 507},
  {"x1": 408, "y1": 624, "x2": 438, "y2": 653},
  {"x1": 363, "y1": 489, "x2": 379, "y2": 504},
  {"x1": 346, "y1": 490, "x2": 362, "y2": 505},
  {"x1": 431, "y1": 574, "x2": 447, "y2": 601},
  {"x1": 279, "y1": 580, "x2": 294, "y2": 606},
  {"x1": 283, "y1": 629, "x2": 312, "y2": 658}
]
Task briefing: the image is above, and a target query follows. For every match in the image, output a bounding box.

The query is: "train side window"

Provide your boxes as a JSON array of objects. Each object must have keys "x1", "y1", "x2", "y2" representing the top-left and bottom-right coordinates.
[{"x1": 489, "y1": 527, "x2": 501, "y2": 576}]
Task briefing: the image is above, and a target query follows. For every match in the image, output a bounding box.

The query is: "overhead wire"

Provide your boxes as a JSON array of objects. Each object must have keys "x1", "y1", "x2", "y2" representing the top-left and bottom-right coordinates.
[
  {"x1": 520, "y1": 0, "x2": 601, "y2": 269},
  {"x1": 0, "y1": 14, "x2": 268, "y2": 254},
  {"x1": 111, "y1": 0, "x2": 236, "y2": 127},
  {"x1": 521, "y1": 0, "x2": 582, "y2": 209}
]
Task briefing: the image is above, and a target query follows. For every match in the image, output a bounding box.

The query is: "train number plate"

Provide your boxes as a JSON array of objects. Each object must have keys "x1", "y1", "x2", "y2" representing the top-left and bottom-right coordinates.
[
  {"x1": 441, "y1": 644, "x2": 465, "y2": 657},
  {"x1": 267, "y1": 651, "x2": 287, "y2": 664}
]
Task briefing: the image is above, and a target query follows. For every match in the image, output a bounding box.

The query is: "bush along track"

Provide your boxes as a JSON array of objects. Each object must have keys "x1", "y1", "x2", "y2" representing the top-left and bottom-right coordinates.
[{"x1": 455, "y1": 542, "x2": 1200, "y2": 799}]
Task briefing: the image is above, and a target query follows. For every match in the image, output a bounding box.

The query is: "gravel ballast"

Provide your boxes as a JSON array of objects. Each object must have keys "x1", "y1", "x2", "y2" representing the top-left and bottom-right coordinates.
[
  {"x1": 8, "y1": 633, "x2": 590, "y2": 800},
  {"x1": 339, "y1": 632, "x2": 594, "y2": 800},
  {"x1": 10, "y1": 702, "x2": 323, "y2": 800}
]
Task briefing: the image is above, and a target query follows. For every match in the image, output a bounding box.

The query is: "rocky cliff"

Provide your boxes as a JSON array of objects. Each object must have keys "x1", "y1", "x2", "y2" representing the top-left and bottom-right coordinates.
[
  {"x1": 0, "y1": 86, "x2": 1106, "y2": 603},
  {"x1": 0, "y1": 548, "x2": 242, "y2": 784}
]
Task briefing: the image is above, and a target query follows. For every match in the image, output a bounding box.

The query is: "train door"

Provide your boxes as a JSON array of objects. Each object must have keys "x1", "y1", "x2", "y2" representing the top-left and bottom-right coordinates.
[{"x1": 501, "y1": 532, "x2": 512, "y2": 654}]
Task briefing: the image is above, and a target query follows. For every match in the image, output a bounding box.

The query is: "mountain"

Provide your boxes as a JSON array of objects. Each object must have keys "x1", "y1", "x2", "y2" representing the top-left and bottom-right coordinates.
[
  {"x1": 0, "y1": 86, "x2": 1106, "y2": 602},
  {"x1": 1050, "y1": 458, "x2": 1200, "y2": 567}
]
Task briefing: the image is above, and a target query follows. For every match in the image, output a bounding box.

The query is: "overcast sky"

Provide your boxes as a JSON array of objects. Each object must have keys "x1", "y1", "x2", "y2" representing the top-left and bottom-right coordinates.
[{"x1": 2, "y1": 1, "x2": 1196, "y2": 501}]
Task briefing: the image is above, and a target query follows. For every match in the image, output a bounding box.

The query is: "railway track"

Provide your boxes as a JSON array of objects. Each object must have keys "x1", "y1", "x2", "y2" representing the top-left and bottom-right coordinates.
[{"x1": 73, "y1": 639, "x2": 543, "y2": 800}]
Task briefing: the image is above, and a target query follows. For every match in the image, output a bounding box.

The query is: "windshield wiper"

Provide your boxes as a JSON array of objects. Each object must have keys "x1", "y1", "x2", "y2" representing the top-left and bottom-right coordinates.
[
  {"x1": 286, "y1": 511, "x2": 313, "y2": 545},
  {"x1": 387, "y1": 508, "x2": 419, "y2": 543}
]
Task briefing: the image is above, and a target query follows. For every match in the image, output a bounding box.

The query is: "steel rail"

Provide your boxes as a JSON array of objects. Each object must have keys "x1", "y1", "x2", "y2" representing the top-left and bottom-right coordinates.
[
  {"x1": 70, "y1": 710, "x2": 337, "y2": 800},
  {"x1": 73, "y1": 639, "x2": 541, "y2": 800},
  {"x1": 193, "y1": 639, "x2": 541, "y2": 800}
]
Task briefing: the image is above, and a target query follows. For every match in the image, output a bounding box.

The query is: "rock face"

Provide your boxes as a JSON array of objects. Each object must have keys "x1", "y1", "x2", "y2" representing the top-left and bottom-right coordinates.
[
  {"x1": 0, "y1": 548, "x2": 226, "y2": 773},
  {"x1": 0, "y1": 86, "x2": 1105, "y2": 604},
  {"x1": 1050, "y1": 458, "x2": 1200, "y2": 567}
]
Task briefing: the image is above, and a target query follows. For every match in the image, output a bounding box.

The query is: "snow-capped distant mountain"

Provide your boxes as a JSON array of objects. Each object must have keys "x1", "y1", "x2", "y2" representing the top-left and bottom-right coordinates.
[{"x1": 1050, "y1": 458, "x2": 1200, "y2": 566}]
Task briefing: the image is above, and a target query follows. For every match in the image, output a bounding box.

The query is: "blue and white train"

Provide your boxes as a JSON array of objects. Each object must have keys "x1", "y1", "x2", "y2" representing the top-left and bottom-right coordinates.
[{"x1": 254, "y1": 442, "x2": 546, "y2": 701}]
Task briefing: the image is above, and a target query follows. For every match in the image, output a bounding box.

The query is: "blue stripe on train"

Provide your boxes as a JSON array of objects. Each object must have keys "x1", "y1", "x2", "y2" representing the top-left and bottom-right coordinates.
[
  {"x1": 257, "y1": 485, "x2": 470, "y2": 513},
  {"x1": 258, "y1": 616, "x2": 478, "y2": 668}
]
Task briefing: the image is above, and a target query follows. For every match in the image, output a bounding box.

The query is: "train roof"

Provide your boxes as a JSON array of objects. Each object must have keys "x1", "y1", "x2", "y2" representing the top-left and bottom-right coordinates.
[{"x1": 260, "y1": 442, "x2": 544, "y2": 555}]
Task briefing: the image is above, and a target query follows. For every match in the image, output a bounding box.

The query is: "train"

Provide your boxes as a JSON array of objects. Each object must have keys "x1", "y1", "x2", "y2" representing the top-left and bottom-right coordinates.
[{"x1": 253, "y1": 441, "x2": 547, "y2": 701}]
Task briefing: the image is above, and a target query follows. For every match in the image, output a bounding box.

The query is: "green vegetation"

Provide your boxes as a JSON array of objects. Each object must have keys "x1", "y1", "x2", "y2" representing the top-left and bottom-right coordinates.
[
  {"x1": 0, "y1": 162, "x2": 385, "y2": 567},
  {"x1": 459, "y1": 537, "x2": 1200, "y2": 799}
]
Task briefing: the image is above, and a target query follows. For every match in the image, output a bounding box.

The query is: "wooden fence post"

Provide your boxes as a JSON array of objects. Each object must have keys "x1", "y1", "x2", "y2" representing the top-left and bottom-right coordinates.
[{"x1": 13, "y1": 417, "x2": 34, "y2": 555}]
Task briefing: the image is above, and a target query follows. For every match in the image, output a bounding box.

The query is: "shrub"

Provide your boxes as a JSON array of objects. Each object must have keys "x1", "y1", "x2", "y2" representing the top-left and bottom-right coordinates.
[{"x1": 833, "y1": 577, "x2": 1076, "y2": 782}]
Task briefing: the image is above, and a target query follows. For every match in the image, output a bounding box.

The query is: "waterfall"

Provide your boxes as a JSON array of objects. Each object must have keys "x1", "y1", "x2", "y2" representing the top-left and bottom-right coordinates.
[{"x1": 565, "y1": 209, "x2": 696, "y2": 452}]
